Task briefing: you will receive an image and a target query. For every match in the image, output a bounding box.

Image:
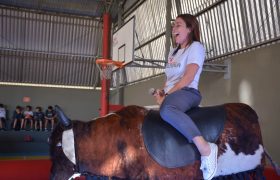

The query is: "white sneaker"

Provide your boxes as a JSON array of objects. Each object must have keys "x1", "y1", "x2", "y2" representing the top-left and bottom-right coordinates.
[{"x1": 200, "y1": 143, "x2": 218, "y2": 180}]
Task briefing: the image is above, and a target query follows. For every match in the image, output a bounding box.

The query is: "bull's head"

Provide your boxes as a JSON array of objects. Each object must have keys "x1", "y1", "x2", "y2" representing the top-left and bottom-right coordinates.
[{"x1": 49, "y1": 105, "x2": 77, "y2": 180}]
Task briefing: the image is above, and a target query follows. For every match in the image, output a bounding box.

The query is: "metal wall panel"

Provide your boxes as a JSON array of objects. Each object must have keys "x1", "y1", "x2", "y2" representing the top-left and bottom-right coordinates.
[
  {"x1": 1, "y1": 0, "x2": 279, "y2": 87},
  {"x1": 0, "y1": 6, "x2": 102, "y2": 87},
  {"x1": 126, "y1": 0, "x2": 166, "y2": 46},
  {"x1": 0, "y1": 0, "x2": 105, "y2": 17},
  {"x1": 115, "y1": 0, "x2": 280, "y2": 86},
  {"x1": 115, "y1": 0, "x2": 167, "y2": 86},
  {"x1": 197, "y1": 0, "x2": 280, "y2": 61}
]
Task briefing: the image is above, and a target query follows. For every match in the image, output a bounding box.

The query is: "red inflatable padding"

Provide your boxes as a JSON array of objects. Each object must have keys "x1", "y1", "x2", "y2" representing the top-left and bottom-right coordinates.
[
  {"x1": 0, "y1": 160, "x2": 278, "y2": 180},
  {"x1": 264, "y1": 166, "x2": 280, "y2": 180},
  {"x1": 0, "y1": 159, "x2": 51, "y2": 180}
]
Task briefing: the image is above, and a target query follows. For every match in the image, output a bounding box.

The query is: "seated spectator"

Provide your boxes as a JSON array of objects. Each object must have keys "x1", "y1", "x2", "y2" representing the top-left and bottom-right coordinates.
[
  {"x1": 13, "y1": 106, "x2": 24, "y2": 130},
  {"x1": 0, "y1": 104, "x2": 6, "y2": 130},
  {"x1": 24, "y1": 105, "x2": 34, "y2": 130},
  {"x1": 44, "y1": 106, "x2": 56, "y2": 131},
  {"x1": 34, "y1": 106, "x2": 44, "y2": 131}
]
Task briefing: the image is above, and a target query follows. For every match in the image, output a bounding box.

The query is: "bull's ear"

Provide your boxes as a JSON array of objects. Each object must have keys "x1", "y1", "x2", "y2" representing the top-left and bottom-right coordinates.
[{"x1": 55, "y1": 105, "x2": 71, "y2": 127}]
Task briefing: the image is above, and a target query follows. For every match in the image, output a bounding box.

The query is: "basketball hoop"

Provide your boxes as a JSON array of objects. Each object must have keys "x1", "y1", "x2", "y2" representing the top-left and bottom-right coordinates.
[{"x1": 96, "y1": 59, "x2": 124, "y2": 80}]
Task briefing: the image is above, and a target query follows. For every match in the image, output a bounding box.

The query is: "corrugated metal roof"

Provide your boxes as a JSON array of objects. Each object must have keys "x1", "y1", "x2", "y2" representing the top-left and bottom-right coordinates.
[
  {"x1": 0, "y1": 0, "x2": 106, "y2": 18},
  {"x1": 0, "y1": 6, "x2": 102, "y2": 87}
]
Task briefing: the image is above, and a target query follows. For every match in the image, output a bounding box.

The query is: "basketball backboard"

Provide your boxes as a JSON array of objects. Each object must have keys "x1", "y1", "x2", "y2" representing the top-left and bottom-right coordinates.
[{"x1": 112, "y1": 16, "x2": 135, "y2": 66}]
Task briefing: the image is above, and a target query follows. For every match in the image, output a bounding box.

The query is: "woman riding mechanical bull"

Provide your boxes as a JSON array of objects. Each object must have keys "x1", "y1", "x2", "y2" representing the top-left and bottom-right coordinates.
[{"x1": 49, "y1": 14, "x2": 278, "y2": 180}]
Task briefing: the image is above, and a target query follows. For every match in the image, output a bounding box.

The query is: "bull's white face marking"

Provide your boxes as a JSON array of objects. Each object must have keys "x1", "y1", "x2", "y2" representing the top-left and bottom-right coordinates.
[
  {"x1": 215, "y1": 143, "x2": 264, "y2": 176},
  {"x1": 62, "y1": 129, "x2": 76, "y2": 165}
]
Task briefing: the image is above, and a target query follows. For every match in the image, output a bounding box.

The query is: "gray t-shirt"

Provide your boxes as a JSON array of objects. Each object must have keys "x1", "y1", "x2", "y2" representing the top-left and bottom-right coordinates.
[{"x1": 164, "y1": 41, "x2": 205, "y2": 93}]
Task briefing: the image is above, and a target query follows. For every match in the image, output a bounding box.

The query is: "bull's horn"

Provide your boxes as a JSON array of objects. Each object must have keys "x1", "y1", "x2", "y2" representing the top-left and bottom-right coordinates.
[{"x1": 55, "y1": 105, "x2": 71, "y2": 127}]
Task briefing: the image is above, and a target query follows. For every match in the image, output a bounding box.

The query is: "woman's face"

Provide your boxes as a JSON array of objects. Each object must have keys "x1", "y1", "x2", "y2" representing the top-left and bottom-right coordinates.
[{"x1": 172, "y1": 17, "x2": 191, "y2": 48}]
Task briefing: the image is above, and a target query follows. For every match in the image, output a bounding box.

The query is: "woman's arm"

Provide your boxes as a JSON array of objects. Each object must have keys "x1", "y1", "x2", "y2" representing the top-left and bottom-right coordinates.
[
  {"x1": 153, "y1": 64, "x2": 198, "y2": 105},
  {"x1": 153, "y1": 78, "x2": 167, "y2": 105},
  {"x1": 167, "y1": 63, "x2": 199, "y2": 94}
]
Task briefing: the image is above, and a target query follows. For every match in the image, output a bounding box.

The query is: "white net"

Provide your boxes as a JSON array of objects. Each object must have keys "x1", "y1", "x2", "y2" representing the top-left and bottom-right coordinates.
[{"x1": 97, "y1": 63, "x2": 114, "y2": 80}]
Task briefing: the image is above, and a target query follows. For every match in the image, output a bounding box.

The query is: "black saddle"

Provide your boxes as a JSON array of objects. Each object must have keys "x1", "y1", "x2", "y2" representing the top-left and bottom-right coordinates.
[{"x1": 142, "y1": 105, "x2": 226, "y2": 168}]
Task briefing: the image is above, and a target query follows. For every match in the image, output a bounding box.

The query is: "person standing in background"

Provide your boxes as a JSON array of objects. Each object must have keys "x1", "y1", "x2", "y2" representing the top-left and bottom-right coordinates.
[{"x1": 0, "y1": 104, "x2": 6, "y2": 130}]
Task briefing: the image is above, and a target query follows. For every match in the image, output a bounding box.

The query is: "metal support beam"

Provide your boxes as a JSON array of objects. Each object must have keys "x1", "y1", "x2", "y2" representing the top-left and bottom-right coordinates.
[
  {"x1": 175, "y1": 0, "x2": 182, "y2": 15},
  {"x1": 115, "y1": 0, "x2": 125, "y2": 106},
  {"x1": 131, "y1": 58, "x2": 231, "y2": 80},
  {"x1": 100, "y1": 13, "x2": 111, "y2": 116},
  {"x1": 165, "y1": 0, "x2": 172, "y2": 61},
  {"x1": 239, "y1": 0, "x2": 251, "y2": 46},
  {"x1": 129, "y1": 58, "x2": 166, "y2": 68},
  {"x1": 203, "y1": 59, "x2": 231, "y2": 79}
]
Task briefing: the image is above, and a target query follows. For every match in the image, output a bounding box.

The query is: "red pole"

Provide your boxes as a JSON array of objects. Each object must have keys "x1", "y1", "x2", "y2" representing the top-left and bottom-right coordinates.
[{"x1": 100, "y1": 13, "x2": 111, "y2": 116}]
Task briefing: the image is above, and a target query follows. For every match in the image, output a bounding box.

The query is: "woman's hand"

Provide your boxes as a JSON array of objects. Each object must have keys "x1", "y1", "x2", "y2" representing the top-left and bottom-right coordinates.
[{"x1": 153, "y1": 89, "x2": 165, "y2": 105}]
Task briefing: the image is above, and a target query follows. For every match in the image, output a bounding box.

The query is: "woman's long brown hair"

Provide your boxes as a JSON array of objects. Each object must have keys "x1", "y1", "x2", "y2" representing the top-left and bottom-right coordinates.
[{"x1": 172, "y1": 14, "x2": 200, "y2": 56}]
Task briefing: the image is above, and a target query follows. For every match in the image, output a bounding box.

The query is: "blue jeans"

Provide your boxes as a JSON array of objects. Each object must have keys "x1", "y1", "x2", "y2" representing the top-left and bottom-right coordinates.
[{"x1": 160, "y1": 87, "x2": 202, "y2": 142}]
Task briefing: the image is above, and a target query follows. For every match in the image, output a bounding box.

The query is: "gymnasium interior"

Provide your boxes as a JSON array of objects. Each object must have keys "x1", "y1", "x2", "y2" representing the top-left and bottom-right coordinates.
[{"x1": 0, "y1": 0, "x2": 279, "y2": 179}]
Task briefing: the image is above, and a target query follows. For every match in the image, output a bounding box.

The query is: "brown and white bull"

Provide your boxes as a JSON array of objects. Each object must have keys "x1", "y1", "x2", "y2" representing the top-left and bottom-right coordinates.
[{"x1": 49, "y1": 103, "x2": 268, "y2": 180}]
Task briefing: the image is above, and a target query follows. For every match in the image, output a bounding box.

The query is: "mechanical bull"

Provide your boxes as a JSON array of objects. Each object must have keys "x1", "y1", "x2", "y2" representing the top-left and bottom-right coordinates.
[{"x1": 50, "y1": 103, "x2": 267, "y2": 180}]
